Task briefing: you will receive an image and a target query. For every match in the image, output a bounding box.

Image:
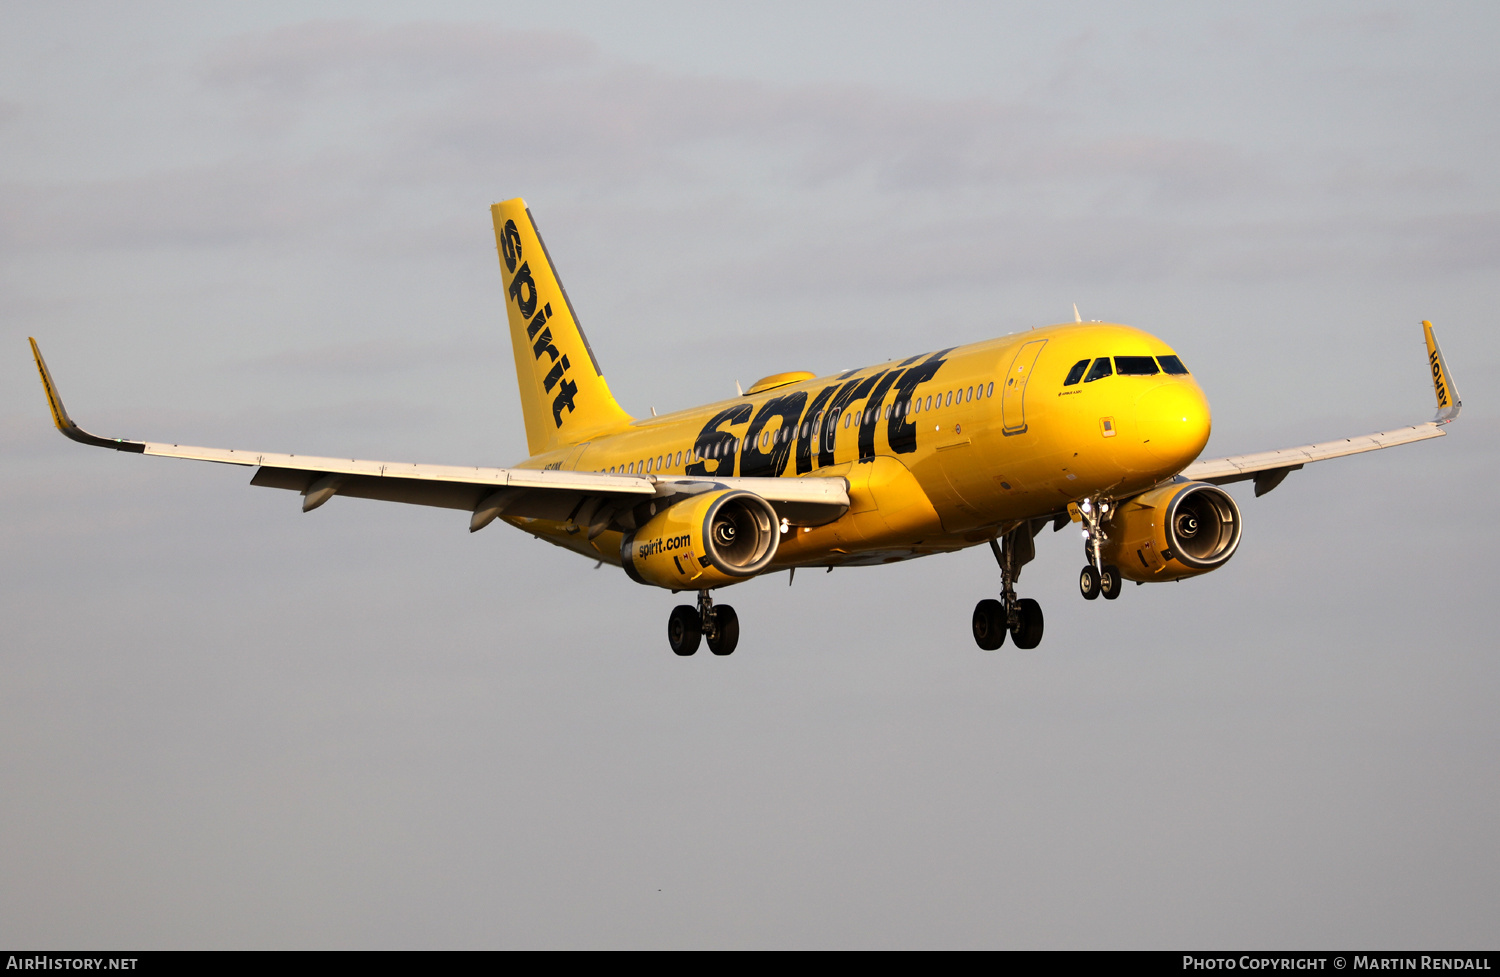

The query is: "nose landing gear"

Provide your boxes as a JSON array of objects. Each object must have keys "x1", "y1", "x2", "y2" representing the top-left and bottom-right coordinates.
[
  {"x1": 973, "y1": 525, "x2": 1045, "y2": 650},
  {"x1": 668, "y1": 589, "x2": 740, "y2": 657},
  {"x1": 1075, "y1": 497, "x2": 1122, "y2": 602}
]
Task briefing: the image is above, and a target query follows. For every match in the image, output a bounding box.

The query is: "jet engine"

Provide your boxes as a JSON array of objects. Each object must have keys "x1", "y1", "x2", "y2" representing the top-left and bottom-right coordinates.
[
  {"x1": 622, "y1": 489, "x2": 780, "y2": 590},
  {"x1": 1102, "y1": 481, "x2": 1242, "y2": 582}
]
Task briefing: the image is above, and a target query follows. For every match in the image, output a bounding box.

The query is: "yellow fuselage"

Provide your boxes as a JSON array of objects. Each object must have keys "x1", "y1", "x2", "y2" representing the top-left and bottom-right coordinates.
[{"x1": 508, "y1": 322, "x2": 1211, "y2": 571}]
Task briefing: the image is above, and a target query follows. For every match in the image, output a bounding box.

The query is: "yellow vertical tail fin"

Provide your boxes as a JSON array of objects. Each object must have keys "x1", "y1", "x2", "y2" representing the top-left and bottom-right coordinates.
[{"x1": 493, "y1": 199, "x2": 633, "y2": 456}]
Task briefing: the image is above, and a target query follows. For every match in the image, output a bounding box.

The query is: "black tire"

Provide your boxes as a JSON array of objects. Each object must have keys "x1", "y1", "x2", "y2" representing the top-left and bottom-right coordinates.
[
  {"x1": 707, "y1": 605, "x2": 739, "y2": 656},
  {"x1": 1079, "y1": 565, "x2": 1101, "y2": 600},
  {"x1": 1100, "y1": 565, "x2": 1122, "y2": 600},
  {"x1": 1010, "y1": 597, "x2": 1044, "y2": 649},
  {"x1": 972, "y1": 599, "x2": 1007, "y2": 650},
  {"x1": 668, "y1": 605, "x2": 701, "y2": 656}
]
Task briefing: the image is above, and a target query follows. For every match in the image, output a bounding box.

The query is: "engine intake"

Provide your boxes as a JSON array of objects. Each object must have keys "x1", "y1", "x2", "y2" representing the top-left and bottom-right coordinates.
[
  {"x1": 1102, "y1": 481, "x2": 1242, "y2": 582},
  {"x1": 622, "y1": 489, "x2": 780, "y2": 590}
]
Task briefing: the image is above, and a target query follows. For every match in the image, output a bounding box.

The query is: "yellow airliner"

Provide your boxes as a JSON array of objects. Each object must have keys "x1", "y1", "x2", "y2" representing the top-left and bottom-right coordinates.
[{"x1": 29, "y1": 199, "x2": 1464, "y2": 656}]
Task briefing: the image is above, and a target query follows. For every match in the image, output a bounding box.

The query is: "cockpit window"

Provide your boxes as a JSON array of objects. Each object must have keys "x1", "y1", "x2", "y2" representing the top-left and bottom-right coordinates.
[
  {"x1": 1158, "y1": 355, "x2": 1189, "y2": 375},
  {"x1": 1063, "y1": 359, "x2": 1090, "y2": 385},
  {"x1": 1114, "y1": 356, "x2": 1160, "y2": 376},
  {"x1": 1084, "y1": 358, "x2": 1113, "y2": 382}
]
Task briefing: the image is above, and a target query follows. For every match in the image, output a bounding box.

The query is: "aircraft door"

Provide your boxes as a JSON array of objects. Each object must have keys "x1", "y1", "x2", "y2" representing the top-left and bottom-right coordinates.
[{"x1": 1001, "y1": 340, "x2": 1047, "y2": 436}]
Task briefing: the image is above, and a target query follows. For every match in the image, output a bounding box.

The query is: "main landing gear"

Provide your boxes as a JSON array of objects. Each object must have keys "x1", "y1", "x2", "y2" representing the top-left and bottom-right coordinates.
[
  {"x1": 1075, "y1": 497, "x2": 1122, "y2": 602},
  {"x1": 973, "y1": 525, "x2": 1045, "y2": 650},
  {"x1": 668, "y1": 590, "x2": 739, "y2": 657}
]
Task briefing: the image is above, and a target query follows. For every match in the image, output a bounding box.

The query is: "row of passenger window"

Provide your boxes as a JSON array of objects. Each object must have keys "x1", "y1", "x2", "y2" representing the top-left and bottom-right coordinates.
[
  {"x1": 1063, "y1": 355, "x2": 1190, "y2": 386},
  {"x1": 595, "y1": 380, "x2": 1000, "y2": 475}
]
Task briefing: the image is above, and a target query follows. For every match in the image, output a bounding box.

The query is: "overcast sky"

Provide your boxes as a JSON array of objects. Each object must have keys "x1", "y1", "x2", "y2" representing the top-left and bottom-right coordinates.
[{"x1": 2, "y1": 1, "x2": 1496, "y2": 949}]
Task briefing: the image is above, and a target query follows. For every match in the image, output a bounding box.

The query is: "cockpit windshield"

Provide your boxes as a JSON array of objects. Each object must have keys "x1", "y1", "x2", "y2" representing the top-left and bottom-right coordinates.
[
  {"x1": 1072, "y1": 354, "x2": 1190, "y2": 383},
  {"x1": 1084, "y1": 358, "x2": 1113, "y2": 382},
  {"x1": 1114, "y1": 356, "x2": 1159, "y2": 376}
]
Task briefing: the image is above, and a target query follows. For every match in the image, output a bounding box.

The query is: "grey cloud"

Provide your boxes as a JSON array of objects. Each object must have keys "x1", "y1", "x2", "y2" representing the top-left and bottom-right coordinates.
[
  {"x1": 201, "y1": 20, "x2": 598, "y2": 113},
  {"x1": 1297, "y1": 9, "x2": 1412, "y2": 35},
  {"x1": 1, "y1": 20, "x2": 1273, "y2": 254},
  {"x1": 234, "y1": 334, "x2": 503, "y2": 377},
  {"x1": 0, "y1": 155, "x2": 373, "y2": 249}
]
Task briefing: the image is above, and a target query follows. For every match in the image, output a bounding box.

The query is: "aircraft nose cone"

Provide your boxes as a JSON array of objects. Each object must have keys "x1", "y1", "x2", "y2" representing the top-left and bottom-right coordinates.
[{"x1": 1136, "y1": 381, "x2": 1211, "y2": 470}]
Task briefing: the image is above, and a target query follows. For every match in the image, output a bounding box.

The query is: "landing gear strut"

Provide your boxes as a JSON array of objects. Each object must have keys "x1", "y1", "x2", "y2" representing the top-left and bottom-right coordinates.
[
  {"x1": 973, "y1": 525, "x2": 1045, "y2": 650},
  {"x1": 1076, "y1": 497, "x2": 1122, "y2": 602},
  {"x1": 668, "y1": 590, "x2": 739, "y2": 657}
]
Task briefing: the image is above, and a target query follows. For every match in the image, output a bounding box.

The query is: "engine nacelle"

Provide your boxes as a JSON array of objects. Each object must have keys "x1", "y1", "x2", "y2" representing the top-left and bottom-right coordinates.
[
  {"x1": 621, "y1": 489, "x2": 780, "y2": 590},
  {"x1": 1101, "y1": 481, "x2": 1242, "y2": 582}
]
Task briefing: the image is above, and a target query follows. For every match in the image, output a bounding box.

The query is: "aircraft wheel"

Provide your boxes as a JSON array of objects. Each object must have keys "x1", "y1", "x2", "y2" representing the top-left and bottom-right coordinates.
[
  {"x1": 668, "y1": 605, "x2": 702, "y2": 656},
  {"x1": 707, "y1": 605, "x2": 739, "y2": 656},
  {"x1": 972, "y1": 599, "x2": 1007, "y2": 650},
  {"x1": 1079, "y1": 565, "x2": 1101, "y2": 600},
  {"x1": 1010, "y1": 598, "x2": 1044, "y2": 649},
  {"x1": 1100, "y1": 565, "x2": 1122, "y2": 600}
]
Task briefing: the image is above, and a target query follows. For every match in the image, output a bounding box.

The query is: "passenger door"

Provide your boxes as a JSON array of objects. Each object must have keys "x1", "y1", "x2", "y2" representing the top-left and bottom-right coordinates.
[{"x1": 1001, "y1": 340, "x2": 1047, "y2": 435}]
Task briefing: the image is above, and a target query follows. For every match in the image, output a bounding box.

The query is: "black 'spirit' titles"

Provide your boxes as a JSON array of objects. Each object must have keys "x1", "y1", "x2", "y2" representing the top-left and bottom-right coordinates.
[
  {"x1": 532, "y1": 326, "x2": 558, "y2": 361},
  {"x1": 887, "y1": 349, "x2": 953, "y2": 454},
  {"x1": 858, "y1": 369, "x2": 904, "y2": 462},
  {"x1": 527, "y1": 303, "x2": 552, "y2": 341},
  {"x1": 741, "y1": 392, "x2": 807, "y2": 478},
  {"x1": 500, "y1": 218, "x2": 523, "y2": 273},
  {"x1": 686, "y1": 404, "x2": 753, "y2": 477},
  {"x1": 682, "y1": 349, "x2": 952, "y2": 477},
  {"x1": 795, "y1": 385, "x2": 839, "y2": 474},
  {"x1": 552, "y1": 379, "x2": 578, "y2": 424},
  {"x1": 508, "y1": 262, "x2": 538, "y2": 320},
  {"x1": 504, "y1": 216, "x2": 578, "y2": 429},
  {"x1": 816, "y1": 379, "x2": 863, "y2": 469},
  {"x1": 543, "y1": 356, "x2": 571, "y2": 394},
  {"x1": 820, "y1": 373, "x2": 884, "y2": 468}
]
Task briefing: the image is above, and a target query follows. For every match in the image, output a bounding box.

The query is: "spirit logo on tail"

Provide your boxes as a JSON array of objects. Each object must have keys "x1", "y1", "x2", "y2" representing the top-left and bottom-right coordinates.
[{"x1": 501, "y1": 218, "x2": 577, "y2": 428}]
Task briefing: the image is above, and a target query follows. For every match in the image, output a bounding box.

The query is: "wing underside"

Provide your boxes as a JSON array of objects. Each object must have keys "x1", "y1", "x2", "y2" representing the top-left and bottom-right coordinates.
[
  {"x1": 27, "y1": 339, "x2": 850, "y2": 533},
  {"x1": 1177, "y1": 321, "x2": 1461, "y2": 496}
]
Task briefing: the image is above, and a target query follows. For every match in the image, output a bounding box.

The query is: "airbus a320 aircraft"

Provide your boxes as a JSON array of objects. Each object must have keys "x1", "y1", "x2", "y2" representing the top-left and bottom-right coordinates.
[{"x1": 30, "y1": 199, "x2": 1463, "y2": 656}]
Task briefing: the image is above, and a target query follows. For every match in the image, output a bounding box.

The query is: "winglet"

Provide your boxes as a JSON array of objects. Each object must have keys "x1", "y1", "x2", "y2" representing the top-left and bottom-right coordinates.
[
  {"x1": 1422, "y1": 321, "x2": 1462, "y2": 424},
  {"x1": 28, "y1": 338, "x2": 145, "y2": 452}
]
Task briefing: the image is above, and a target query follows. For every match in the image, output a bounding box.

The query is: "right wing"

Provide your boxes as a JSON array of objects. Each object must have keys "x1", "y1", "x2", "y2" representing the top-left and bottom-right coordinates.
[
  {"x1": 1180, "y1": 321, "x2": 1462, "y2": 496},
  {"x1": 29, "y1": 338, "x2": 850, "y2": 535}
]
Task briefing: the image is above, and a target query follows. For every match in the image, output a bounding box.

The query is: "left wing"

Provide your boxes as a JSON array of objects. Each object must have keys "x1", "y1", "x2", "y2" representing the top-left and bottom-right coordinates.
[
  {"x1": 28, "y1": 338, "x2": 849, "y2": 534},
  {"x1": 1180, "y1": 321, "x2": 1462, "y2": 497}
]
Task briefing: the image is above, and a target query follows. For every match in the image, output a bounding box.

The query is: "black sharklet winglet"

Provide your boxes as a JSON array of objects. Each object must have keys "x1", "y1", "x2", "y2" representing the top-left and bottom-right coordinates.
[{"x1": 28, "y1": 338, "x2": 146, "y2": 452}]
